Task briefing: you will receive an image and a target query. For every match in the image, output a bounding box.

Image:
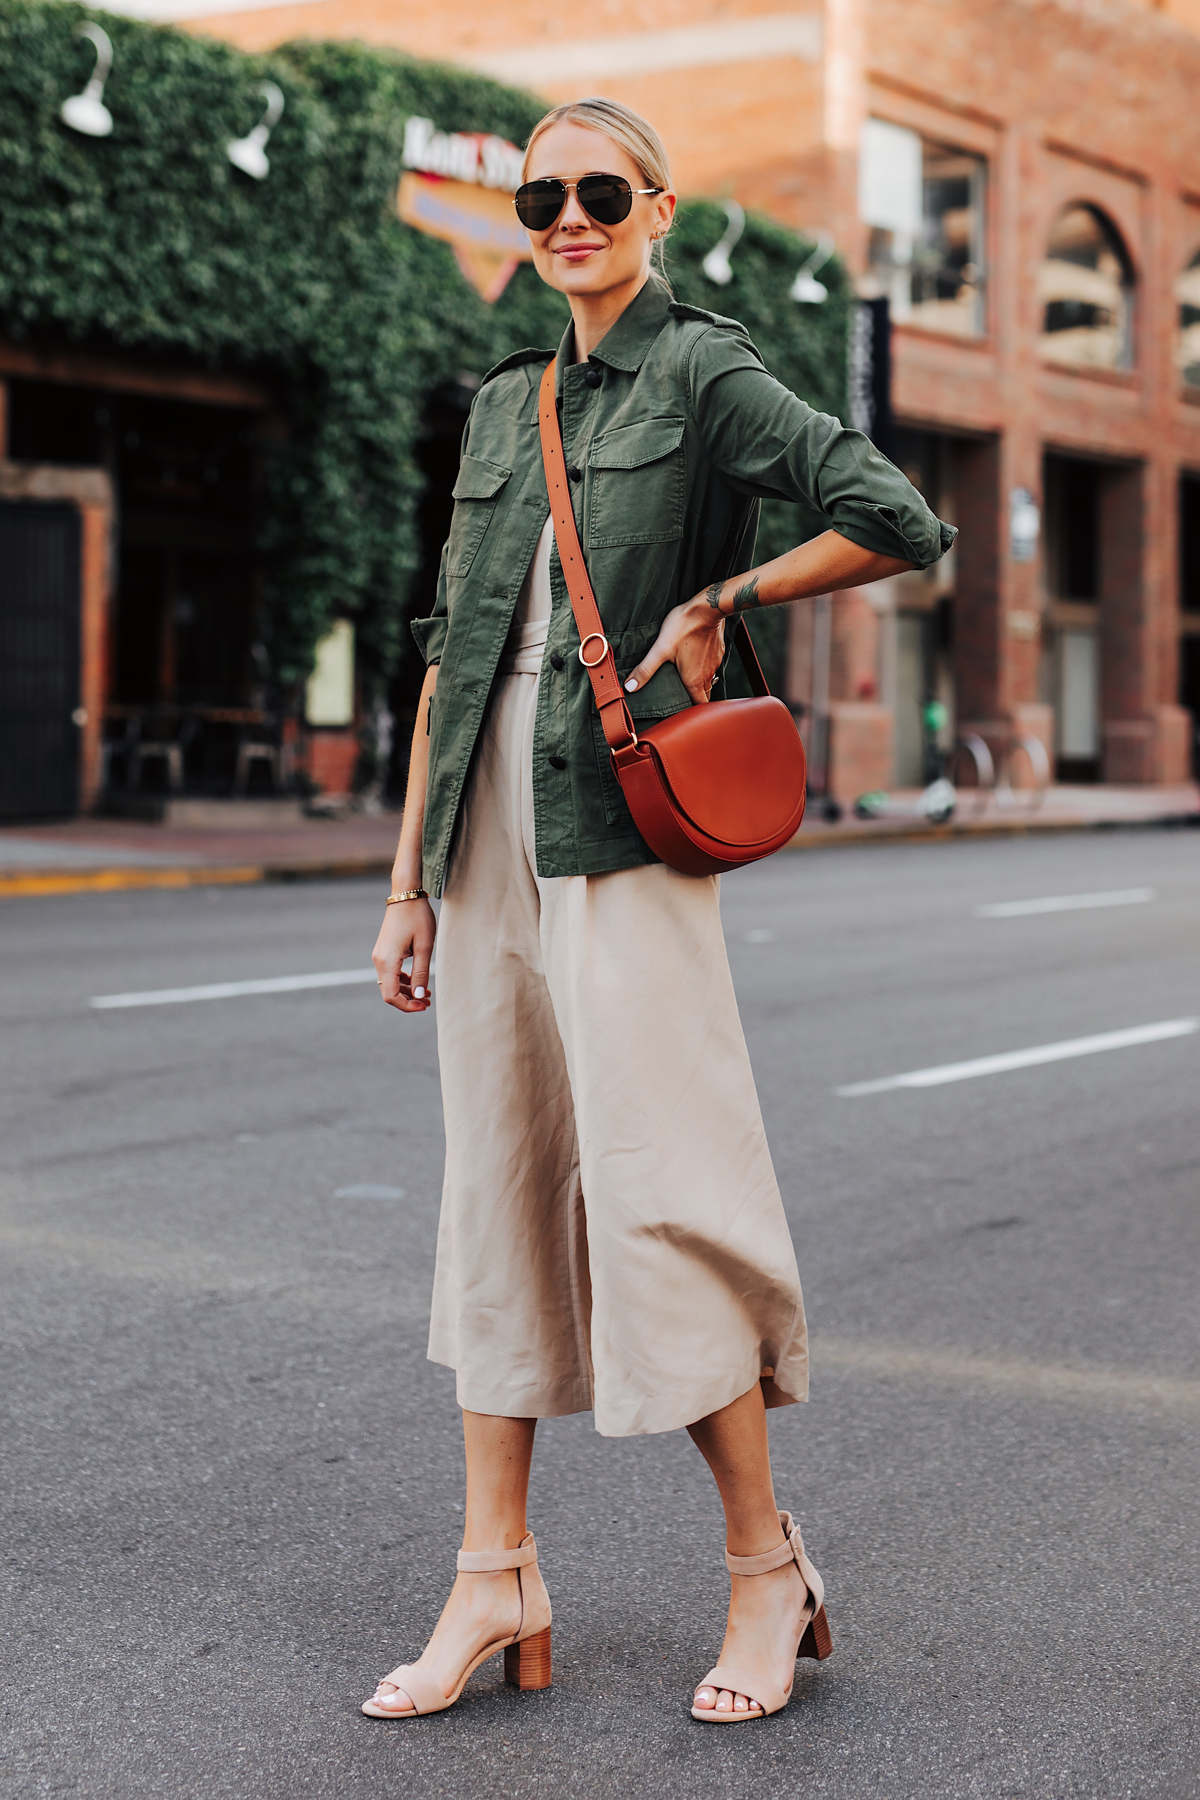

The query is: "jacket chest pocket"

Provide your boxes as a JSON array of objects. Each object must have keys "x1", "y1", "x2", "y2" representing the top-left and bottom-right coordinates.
[
  {"x1": 586, "y1": 416, "x2": 685, "y2": 548},
  {"x1": 448, "y1": 455, "x2": 512, "y2": 577}
]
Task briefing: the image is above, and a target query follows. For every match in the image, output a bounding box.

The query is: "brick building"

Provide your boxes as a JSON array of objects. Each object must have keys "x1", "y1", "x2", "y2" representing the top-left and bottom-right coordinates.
[{"x1": 161, "y1": 0, "x2": 1200, "y2": 791}]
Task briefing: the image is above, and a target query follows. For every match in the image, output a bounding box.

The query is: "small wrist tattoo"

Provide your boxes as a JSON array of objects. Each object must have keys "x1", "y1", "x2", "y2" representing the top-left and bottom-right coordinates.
[
  {"x1": 704, "y1": 581, "x2": 725, "y2": 612},
  {"x1": 726, "y1": 576, "x2": 762, "y2": 615}
]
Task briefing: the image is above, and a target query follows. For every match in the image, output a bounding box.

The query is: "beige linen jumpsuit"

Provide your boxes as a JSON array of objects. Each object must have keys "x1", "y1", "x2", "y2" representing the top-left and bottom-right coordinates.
[{"x1": 428, "y1": 522, "x2": 809, "y2": 1438}]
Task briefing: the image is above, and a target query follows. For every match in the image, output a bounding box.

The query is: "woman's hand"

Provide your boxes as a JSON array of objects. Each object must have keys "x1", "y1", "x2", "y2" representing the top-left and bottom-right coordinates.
[
  {"x1": 372, "y1": 898, "x2": 436, "y2": 1013},
  {"x1": 623, "y1": 537, "x2": 918, "y2": 705},
  {"x1": 623, "y1": 595, "x2": 726, "y2": 704}
]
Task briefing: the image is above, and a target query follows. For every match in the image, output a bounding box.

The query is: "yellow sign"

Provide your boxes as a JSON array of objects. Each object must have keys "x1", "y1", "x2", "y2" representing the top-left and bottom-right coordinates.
[{"x1": 398, "y1": 170, "x2": 532, "y2": 303}]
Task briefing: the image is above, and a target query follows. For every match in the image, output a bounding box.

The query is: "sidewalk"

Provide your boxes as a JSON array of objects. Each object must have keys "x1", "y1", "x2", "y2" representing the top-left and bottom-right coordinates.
[{"x1": 1, "y1": 783, "x2": 1196, "y2": 897}]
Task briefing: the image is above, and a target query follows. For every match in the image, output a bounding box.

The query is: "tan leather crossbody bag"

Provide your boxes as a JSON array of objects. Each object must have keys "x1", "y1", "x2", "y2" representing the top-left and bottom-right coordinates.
[{"x1": 538, "y1": 360, "x2": 807, "y2": 876}]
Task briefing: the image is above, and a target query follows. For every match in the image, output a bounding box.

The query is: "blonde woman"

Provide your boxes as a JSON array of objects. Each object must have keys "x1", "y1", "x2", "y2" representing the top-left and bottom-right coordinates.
[{"x1": 366, "y1": 98, "x2": 952, "y2": 1724}]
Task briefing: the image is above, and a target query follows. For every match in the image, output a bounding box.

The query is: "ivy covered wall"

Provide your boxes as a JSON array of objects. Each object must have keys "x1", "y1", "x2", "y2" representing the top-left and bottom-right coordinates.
[{"x1": 0, "y1": 0, "x2": 849, "y2": 700}]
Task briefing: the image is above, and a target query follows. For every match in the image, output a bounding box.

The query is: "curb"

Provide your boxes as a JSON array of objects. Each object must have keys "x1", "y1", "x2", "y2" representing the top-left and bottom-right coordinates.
[
  {"x1": 1, "y1": 811, "x2": 1196, "y2": 899},
  {"x1": 784, "y1": 809, "x2": 1200, "y2": 851},
  {"x1": 0, "y1": 865, "x2": 265, "y2": 899},
  {"x1": 0, "y1": 857, "x2": 397, "y2": 899}
]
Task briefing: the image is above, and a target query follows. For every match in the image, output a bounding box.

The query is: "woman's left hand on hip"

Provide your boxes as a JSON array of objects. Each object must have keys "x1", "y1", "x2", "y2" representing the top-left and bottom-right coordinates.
[{"x1": 623, "y1": 598, "x2": 726, "y2": 704}]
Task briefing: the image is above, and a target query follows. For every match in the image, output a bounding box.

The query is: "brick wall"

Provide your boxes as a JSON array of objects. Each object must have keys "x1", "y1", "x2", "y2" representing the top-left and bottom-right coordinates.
[{"x1": 827, "y1": 701, "x2": 893, "y2": 798}]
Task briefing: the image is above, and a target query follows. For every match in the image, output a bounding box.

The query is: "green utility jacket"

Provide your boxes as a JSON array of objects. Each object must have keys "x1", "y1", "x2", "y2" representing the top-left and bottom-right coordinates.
[{"x1": 413, "y1": 278, "x2": 954, "y2": 894}]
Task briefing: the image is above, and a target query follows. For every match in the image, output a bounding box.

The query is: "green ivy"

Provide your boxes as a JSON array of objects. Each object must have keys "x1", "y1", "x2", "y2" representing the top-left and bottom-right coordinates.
[{"x1": 0, "y1": 0, "x2": 847, "y2": 698}]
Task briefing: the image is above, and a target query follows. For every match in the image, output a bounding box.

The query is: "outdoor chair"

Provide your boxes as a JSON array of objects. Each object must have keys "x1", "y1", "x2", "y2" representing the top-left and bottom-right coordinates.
[
  {"x1": 99, "y1": 714, "x2": 141, "y2": 792},
  {"x1": 130, "y1": 713, "x2": 197, "y2": 794},
  {"x1": 233, "y1": 717, "x2": 290, "y2": 796}
]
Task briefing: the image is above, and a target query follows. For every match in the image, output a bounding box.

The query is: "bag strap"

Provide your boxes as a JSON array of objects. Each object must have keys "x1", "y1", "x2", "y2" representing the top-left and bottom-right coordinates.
[
  {"x1": 538, "y1": 360, "x2": 636, "y2": 753},
  {"x1": 536, "y1": 361, "x2": 770, "y2": 758}
]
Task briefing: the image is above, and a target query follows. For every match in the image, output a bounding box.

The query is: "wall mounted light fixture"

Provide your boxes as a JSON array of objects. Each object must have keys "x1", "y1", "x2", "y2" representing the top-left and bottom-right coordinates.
[
  {"x1": 61, "y1": 24, "x2": 114, "y2": 138},
  {"x1": 701, "y1": 200, "x2": 745, "y2": 286},
  {"x1": 790, "y1": 232, "x2": 834, "y2": 304},
  {"x1": 227, "y1": 82, "x2": 285, "y2": 181}
]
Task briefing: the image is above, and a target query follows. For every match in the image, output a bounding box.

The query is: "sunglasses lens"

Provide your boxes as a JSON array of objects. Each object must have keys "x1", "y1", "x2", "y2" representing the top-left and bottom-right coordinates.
[
  {"x1": 515, "y1": 180, "x2": 566, "y2": 231},
  {"x1": 577, "y1": 175, "x2": 633, "y2": 224}
]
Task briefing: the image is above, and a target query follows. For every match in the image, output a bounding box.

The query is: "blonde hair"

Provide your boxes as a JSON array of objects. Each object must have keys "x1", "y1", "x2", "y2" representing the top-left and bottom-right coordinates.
[{"x1": 522, "y1": 98, "x2": 673, "y2": 284}]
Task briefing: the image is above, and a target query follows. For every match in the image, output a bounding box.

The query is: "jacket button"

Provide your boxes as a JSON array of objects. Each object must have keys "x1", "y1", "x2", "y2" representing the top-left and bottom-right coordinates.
[
  {"x1": 548, "y1": 754, "x2": 567, "y2": 770},
  {"x1": 584, "y1": 366, "x2": 602, "y2": 388},
  {"x1": 549, "y1": 651, "x2": 565, "y2": 671},
  {"x1": 567, "y1": 465, "x2": 582, "y2": 482}
]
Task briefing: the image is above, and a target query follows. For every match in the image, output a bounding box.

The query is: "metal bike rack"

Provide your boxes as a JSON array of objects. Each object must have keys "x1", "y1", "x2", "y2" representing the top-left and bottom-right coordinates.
[
  {"x1": 948, "y1": 733, "x2": 996, "y2": 818},
  {"x1": 995, "y1": 734, "x2": 1050, "y2": 814}
]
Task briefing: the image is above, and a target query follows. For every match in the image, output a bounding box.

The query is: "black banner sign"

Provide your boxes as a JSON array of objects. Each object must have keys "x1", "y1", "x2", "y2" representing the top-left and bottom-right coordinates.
[{"x1": 847, "y1": 296, "x2": 892, "y2": 459}]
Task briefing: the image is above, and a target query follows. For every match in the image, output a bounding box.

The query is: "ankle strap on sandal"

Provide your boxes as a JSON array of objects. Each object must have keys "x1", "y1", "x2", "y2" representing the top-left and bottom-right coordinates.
[
  {"x1": 725, "y1": 1511, "x2": 803, "y2": 1576},
  {"x1": 457, "y1": 1531, "x2": 539, "y2": 1574}
]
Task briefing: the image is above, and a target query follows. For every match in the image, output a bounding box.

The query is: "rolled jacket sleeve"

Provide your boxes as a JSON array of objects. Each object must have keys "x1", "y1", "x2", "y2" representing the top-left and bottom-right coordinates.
[
  {"x1": 685, "y1": 326, "x2": 955, "y2": 570},
  {"x1": 410, "y1": 543, "x2": 449, "y2": 666}
]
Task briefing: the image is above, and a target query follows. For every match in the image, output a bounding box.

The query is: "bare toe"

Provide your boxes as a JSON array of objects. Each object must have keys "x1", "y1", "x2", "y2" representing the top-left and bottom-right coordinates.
[
  {"x1": 693, "y1": 1686, "x2": 717, "y2": 1710},
  {"x1": 367, "y1": 1682, "x2": 415, "y2": 1715}
]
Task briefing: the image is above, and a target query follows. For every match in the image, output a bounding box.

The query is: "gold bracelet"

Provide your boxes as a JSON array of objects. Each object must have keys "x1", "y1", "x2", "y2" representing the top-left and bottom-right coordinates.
[{"x1": 386, "y1": 888, "x2": 428, "y2": 905}]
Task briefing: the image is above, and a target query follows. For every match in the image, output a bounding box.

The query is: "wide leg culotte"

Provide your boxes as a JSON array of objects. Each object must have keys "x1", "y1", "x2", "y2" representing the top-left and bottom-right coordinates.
[{"x1": 429, "y1": 623, "x2": 808, "y2": 1437}]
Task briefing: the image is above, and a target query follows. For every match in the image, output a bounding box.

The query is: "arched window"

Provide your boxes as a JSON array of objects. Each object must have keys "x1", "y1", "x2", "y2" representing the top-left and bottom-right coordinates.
[
  {"x1": 1038, "y1": 204, "x2": 1134, "y2": 371},
  {"x1": 1177, "y1": 246, "x2": 1200, "y2": 389}
]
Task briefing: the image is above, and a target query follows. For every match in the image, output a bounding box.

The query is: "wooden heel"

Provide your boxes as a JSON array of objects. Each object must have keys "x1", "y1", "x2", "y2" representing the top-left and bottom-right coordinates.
[
  {"x1": 504, "y1": 1626, "x2": 552, "y2": 1691},
  {"x1": 798, "y1": 1603, "x2": 833, "y2": 1662}
]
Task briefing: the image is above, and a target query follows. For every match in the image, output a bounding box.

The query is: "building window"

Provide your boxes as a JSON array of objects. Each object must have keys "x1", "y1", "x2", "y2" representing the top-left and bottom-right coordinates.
[
  {"x1": 1178, "y1": 247, "x2": 1200, "y2": 390},
  {"x1": 859, "y1": 118, "x2": 986, "y2": 337},
  {"x1": 1038, "y1": 204, "x2": 1134, "y2": 371}
]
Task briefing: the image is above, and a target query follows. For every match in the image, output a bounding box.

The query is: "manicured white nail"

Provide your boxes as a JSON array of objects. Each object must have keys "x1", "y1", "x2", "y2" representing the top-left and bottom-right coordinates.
[
  {"x1": 625, "y1": 678, "x2": 638, "y2": 691},
  {"x1": 414, "y1": 986, "x2": 426, "y2": 998}
]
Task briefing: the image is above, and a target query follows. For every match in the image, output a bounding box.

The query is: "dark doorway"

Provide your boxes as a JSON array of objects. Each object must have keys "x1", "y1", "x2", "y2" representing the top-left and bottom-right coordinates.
[
  {"x1": 1044, "y1": 455, "x2": 1100, "y2": 600},
  {"x1": 1182, "y1": 637, "x2": 1200, "y2": 776},
  {"x1": 1180, "y1": 476, "x2": 1200, "y2": 776},
  {"x1": 10, "y1": 380, "x2": 261, "y2": 796},
  {"x1": 1181, "y1": 473, "x2": 1200, "y2": 613},
  {"x1": 890, "y1": 427, "x2": 960, "y2": 784},
  {"x1": 1044, "y1": 454, "x2": 1102, "y2": 781},
  {"x1": 0, "y1": 501, "x2": 81, "y2": 818},
  {"x1": 110, "y1": 393, "x2": 257, "y2": 713}
]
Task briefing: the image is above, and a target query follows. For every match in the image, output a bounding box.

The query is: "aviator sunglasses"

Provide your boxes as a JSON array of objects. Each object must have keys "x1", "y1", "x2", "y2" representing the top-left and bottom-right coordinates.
[{"x1": 514, "y1": 173, "x2": 664, "y2": 233}]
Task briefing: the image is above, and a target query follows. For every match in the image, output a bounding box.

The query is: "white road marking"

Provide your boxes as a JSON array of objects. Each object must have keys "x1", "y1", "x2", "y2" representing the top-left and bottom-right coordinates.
[
  {"x1": 975, "y1": 887, "x2": 1156, "y2": 917},
  {"x1": 90, "y1": 969, "x2": 379, "y2": 1009},
  {"x1": 334, "y1": 1185, "x2": 406, "y2": 1201},
  {"x1": 837, "y1": 1017, "x2": 1198, "y2": 1096},
  {"x1": 817, "y1": 1337, "x2": 1200, "y2": 1415}
]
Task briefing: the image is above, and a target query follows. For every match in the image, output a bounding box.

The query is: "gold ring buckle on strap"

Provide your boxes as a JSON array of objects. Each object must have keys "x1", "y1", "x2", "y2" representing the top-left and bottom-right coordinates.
[{"x1": 578, "y1": 631, "x2": 609, "y2": 668}]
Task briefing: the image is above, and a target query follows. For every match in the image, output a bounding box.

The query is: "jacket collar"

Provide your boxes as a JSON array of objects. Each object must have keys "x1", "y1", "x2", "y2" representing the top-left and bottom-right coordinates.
[{"x1": 555, "y1": 278, "x2": 672, "y2": 388}]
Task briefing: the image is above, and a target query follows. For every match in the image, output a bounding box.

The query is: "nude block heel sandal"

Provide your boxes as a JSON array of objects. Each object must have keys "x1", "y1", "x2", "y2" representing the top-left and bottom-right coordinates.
[
  {"x1": 362, "y1": 1532, "x2": 552, "y2": 1718},
  {"x1": 691, "y1": 1510, "x2": 831, "y2": 1723},
  {"x1": 504, "y1": 1623, "x2": 552, "y2": 1690}
]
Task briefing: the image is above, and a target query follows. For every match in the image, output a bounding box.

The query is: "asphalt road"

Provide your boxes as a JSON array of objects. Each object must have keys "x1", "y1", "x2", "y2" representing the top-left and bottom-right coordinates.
[{"x1": 2, "y1": 827, "x2": 1198, "y2": 1800}]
